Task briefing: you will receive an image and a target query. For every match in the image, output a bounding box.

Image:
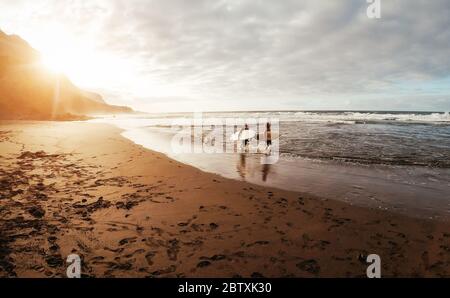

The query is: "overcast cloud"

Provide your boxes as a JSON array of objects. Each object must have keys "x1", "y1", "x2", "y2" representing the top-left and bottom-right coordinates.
[{"x1": 1, "y1": 0, "x2": 449, "y2": 111}]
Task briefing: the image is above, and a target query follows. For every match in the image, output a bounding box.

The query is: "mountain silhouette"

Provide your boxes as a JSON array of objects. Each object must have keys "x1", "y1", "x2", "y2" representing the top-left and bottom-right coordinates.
[{"x1": 0, "y1": 30, "x2": 133, "y2": 120}]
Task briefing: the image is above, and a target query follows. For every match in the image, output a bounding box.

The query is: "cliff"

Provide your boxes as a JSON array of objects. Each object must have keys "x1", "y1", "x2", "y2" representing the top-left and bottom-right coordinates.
[{"x1": 0, "y1": 30, "x2": 133, "y2": 120}]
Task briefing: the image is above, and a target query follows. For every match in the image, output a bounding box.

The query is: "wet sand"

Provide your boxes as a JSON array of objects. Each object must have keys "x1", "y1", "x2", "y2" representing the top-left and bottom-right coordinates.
[
  {"x1": 0, "y1": 121, "x2": 449, "y2": 277},
  {"x1": 121, "y1": 126, "x2": 450, "y2": 221}
]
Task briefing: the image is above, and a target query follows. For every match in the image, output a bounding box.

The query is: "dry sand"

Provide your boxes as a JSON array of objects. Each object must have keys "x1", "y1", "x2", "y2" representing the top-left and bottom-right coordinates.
[{"x1": 0, "y1": 121, "x2": 449, "y2": 277}]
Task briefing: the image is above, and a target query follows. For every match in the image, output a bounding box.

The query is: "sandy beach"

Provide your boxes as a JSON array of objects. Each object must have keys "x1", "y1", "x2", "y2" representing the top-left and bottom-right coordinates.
[{"x1": 0, "y1": 121, "x2": 449, "y2": 278}]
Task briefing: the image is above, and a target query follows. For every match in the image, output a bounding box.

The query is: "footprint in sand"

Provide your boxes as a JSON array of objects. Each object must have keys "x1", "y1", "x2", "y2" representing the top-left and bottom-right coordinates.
[
  {"x1": 145, "y1": 251, "x2": 157, "y2": 265},
  {"x1": 296, "y1": 259, "x2": 320, "y2": 275},
  {"x1": 119, "y1": 237, "x2": 137, "y2": 246}
]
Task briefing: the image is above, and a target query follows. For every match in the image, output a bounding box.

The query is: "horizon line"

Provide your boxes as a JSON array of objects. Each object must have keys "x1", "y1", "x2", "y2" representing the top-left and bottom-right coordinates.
[{"x1": 133, "y1": 109, "x2": 449, "y2": 115}]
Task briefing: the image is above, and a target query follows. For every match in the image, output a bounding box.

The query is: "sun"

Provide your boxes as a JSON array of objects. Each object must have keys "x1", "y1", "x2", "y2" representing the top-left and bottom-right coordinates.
[
  {"x1": 38, "y1": 36, "x2": 83, "y2": 76},
  {"x1": 30, "y1": 28, "x2": 136, "y2": 91},
  {"x1": 42, "y1": 52, "x2": 66, "y2": 74},
  {"x1": 38, "y1": 42, "x2": 103, "y2": 85}
]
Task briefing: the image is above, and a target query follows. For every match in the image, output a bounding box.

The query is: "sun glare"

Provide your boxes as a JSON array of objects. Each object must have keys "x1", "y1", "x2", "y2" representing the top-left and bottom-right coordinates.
[
  {"x1": 39, "y1": 42, "x2": 103, "y2": 83},
  {"x1": 26, "y1": 27, "x2": 179, "y2": 101},
  {"x1": 42, "y1": 52, "x2": 65, "y2": 74},
  {"x1": 31, "y1": 28, "x2": 136, "y2": 90}
]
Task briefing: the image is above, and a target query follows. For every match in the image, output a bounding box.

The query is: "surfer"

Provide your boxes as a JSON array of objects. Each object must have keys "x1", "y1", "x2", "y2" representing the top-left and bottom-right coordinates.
[
  {"x1": 242, "y1": 123, "x2": 250, "y2": 150},
  {"x1": 265, "y1": 122, "x2": 272, "y2": 153},
  {"x1": 230, "y1": 123, "x2": 255, "y2": 153}
]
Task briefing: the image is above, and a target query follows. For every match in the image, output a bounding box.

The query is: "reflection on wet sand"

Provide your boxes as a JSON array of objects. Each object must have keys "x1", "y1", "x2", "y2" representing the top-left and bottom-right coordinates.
[
  {"x1": 262, "y1": 163, "x2": 270, "y2": 181},
  {"x1": 236, "y1": 153, "x2": 246, "y2": 180},
  {"x1": 236, "y1": 153, "x2": 272, "y2": 182}
]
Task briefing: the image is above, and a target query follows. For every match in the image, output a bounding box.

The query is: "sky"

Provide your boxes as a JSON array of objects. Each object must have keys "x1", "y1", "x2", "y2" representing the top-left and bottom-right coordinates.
[{"x1": 1, "y1": 0, "x2": 449, "y2": 112}]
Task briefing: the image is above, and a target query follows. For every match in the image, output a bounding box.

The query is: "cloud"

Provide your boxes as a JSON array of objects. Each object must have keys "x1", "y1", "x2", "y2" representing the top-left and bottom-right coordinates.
[{"x1": 1, "y1": 0, "x2": 449, "y2": 111}]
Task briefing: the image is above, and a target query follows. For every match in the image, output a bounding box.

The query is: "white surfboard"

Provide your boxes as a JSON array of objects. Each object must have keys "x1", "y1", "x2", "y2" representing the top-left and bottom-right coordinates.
[{"x1": 230, "y1": 129, "x2": 257, "y2": 141}]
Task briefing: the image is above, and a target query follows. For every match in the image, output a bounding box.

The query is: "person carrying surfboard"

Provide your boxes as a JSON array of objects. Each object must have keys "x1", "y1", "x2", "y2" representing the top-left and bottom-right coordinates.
[
  {"x1": 265, "y1": 122, "x2": 272, "y2": 146},
  {"x1": 230, "y1": 124, "x2": 256, "y2": 152},
  {"x1": 242, "y1": 123, "x2": 250, "y2": 151},
  {"x1": 265, "y1": 122, "x2": 272, "y2": 153}
]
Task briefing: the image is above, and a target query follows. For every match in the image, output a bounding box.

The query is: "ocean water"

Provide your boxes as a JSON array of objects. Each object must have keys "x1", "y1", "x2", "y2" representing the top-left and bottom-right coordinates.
[
  {"x1": 279, "y1": 114, "x2": 450, "y2": 168},
  {"x1": 90, "y1": 111, "x2": 450, "y2": 220}
]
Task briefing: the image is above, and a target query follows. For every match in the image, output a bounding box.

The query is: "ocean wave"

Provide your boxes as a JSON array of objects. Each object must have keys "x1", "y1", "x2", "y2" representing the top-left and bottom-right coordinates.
[{"x1": 289, "y1": 111, "x2": 450, "y2": 123}]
